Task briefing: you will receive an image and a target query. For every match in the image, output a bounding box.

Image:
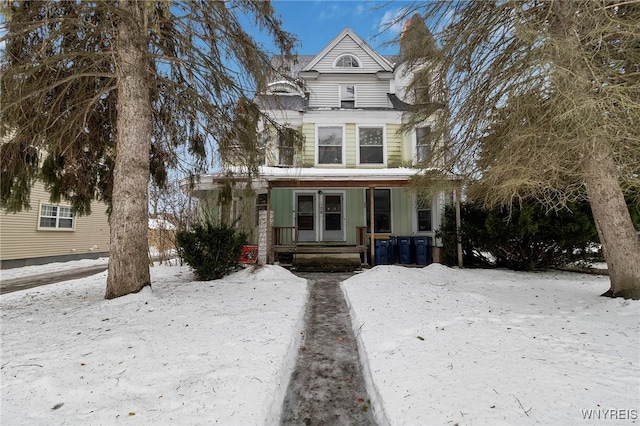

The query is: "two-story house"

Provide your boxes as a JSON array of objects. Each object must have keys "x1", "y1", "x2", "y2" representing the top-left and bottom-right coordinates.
[{"x1": 190, "y1": 27, "x2": 450, "y2": 267}]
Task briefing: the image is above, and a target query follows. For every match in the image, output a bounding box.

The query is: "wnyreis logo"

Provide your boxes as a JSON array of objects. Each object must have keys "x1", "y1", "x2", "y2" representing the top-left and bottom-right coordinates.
[{"x1": 581, "y1": 409, "x2": 638, "y2": 421}]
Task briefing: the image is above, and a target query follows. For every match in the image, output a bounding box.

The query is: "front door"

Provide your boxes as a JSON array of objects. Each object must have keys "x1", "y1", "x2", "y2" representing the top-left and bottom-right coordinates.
[
  {"x1": 296, "y1": 193, "x2": 316, "y2": 242},
  {"x1": 322, "y1": 193, "x2": 344, "y2": 241}
]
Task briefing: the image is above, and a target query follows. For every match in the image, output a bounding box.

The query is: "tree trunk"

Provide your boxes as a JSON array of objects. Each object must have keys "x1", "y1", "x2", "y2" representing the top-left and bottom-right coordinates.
[
  {"x1": 105, "y1": 1, "x2": 151, "y2": 299},
  {"x1": 584, "y1": 150, "x2": 640, "y2": 300}
]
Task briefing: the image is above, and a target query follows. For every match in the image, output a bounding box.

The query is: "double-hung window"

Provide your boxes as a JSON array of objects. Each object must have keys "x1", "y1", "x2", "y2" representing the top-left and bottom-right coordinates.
[
  {"x1": 358, "y1": 126, "x2": 384, "y2": 165},
  {"x1": 416, "y1": 126, "x2": 431, "y2": 164},
  {"x1": 317, "y1": 126, "x2": 343, "y2": 165},
  {"x1": 38, "y1": 204, "x2": 74, "y2": 230},
  {"x1": 417, "y1": 195, "x2": 432, "y2": 232},
  {"x1": 340, "y1": 84, "x2": 355, "y2": 109},
  {"x1": 277, "y1": 128, "x2": 295, "y2": 166}
]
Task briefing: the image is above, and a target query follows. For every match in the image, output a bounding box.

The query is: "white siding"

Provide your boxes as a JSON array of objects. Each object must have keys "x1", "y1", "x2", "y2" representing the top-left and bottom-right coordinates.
[{"x1": 306, "y1": 75, "x2": 391, "y2": 109}]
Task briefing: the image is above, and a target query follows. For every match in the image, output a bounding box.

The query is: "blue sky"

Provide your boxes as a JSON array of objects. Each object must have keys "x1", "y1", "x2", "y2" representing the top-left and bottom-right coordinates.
[{"x1": 267, "y1": 1, "x2": 412, "y2": 56}]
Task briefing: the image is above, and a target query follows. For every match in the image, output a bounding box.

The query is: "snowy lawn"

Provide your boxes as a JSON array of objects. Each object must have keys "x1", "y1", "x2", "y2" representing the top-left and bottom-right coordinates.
[
  {"x1": 342, "y1": 264, "x2": 640, "y2": 426},
  {"x1": 1, "y1": 264, "x2": 308, "y2": 425}
]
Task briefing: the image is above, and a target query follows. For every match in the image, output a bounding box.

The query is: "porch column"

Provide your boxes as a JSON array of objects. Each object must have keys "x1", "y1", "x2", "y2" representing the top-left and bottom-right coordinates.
[
  {"x1": 455, "y1": 186, "x2": 463, "y2": 268},
  {"x1": 267, "y1": 185, "x2": 272, "y2": 264},
  {"x1": 369, "y1": 185, "x2": 375, "y2": 266}
]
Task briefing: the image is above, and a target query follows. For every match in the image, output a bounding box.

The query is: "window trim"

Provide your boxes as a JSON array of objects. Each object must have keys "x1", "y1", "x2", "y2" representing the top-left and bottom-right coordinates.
[
  {"x1": 333, "y1": 54, "x2": 361, "y2": 68},
  {"x1": 339, "y1": 84, "x2": 356, "y2": 109},
  {"x1": 316, "y1": 125, "x2": 346, "y2": 166},
  {"x1": 37, "y1": 202, "x2": 75, "y2": 231},
  {"x1": 356, "y1": 125, "x2": 386, "y2": 166}
]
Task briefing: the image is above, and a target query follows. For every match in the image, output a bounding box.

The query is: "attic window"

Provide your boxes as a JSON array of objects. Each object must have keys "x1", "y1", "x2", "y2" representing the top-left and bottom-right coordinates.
[{"x1": 334, "y1": 54, "x2": 360, "y2": 68}]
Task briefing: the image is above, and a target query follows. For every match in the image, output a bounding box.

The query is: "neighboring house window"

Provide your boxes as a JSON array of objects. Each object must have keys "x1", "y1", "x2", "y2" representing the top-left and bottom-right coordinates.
[
  {"x1": 365, "y1": 189, "x2": 391, "y2": 233},
  {"x1": 277, "y1": 128, "x2": 295, "y2": 166},
  {"x1": 318, "y1": 126, "x2": 343, "y2": 165},
  {"x1": 416, "y1": 126, "x2": 431, "y2": 164},
  {"x1": 334, "y1": 54, "x2": 360, "y2": 68},
  {"x1": 358, "y1": 126, "x2": 384, "y2": 164},
  {"x1": 417, "y1": 195, "x2": 432, "y2": 232},
  {"x1": 339, "y1": 84, "x2": 355, "y2": 109},
  {"x1": 38, "y1": 204, "x2": 74, "y2": 230}
]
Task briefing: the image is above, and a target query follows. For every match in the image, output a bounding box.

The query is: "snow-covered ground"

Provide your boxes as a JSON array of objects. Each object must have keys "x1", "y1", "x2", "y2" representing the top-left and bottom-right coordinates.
[
  {"x1": 343, "y1": 265, "x2": 640, "y2": 425},
  {"x1": 1, "y1": 260, "x2": 638, "y2": 425}
]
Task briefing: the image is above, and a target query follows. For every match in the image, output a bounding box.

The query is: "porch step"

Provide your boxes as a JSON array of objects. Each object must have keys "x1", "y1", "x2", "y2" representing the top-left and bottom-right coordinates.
[{"x1": 293, "y1": 253, "x2": 363, "y2": 272}]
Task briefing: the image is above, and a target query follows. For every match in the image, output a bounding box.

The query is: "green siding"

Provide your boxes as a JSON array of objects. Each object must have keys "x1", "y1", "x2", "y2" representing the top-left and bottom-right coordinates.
[
  {"x1": 391, "y1": 188, "x2": 414, "y2": 235},
  {"x1": 302, "y1": 123, "x2": 315, "y2": 166},
  {"x1": 270, "y1": 189, "x2": 293, "y2": 227}
]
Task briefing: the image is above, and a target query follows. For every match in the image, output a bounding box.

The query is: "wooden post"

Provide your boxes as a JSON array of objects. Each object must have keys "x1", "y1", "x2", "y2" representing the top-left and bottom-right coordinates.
[
  {"x1": 369, "y1": 186, "x2": 375, "y2": 266},
  {"x1": 266, "y1": 185, "x2": 272, "y2": 264},
  {"x1": 455, "y1": 186, "x2": 463, "y2": 268}
]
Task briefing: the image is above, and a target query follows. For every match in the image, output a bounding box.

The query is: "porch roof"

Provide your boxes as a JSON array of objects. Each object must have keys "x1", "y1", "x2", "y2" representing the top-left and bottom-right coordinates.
[{"x1": 192, "y1": 166, "x2": 427, "y2": 192}]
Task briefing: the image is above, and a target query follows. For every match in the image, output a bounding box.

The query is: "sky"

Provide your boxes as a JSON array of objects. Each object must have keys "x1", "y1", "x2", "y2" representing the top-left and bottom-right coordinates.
[{"x1": 265, "y1": 1, "x2": 411, "y2": 56}]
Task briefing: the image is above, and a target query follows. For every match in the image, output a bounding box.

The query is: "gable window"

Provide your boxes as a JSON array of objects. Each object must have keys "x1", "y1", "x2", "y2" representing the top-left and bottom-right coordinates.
[
  {"x1": 318, "y1": 126, "x2": 343, "y2": 165},
  {"x1": 38, "y1": 204, "x2": 74, "y2": 230},
  {"x1": 335, "y1": 54, "x2": 360, "y2": 68},
  {"x1": 277, "y1": 128, "x2": 295, "y2": 166},
  {"x1": 417, "y1": 195, "x2": 432, "y2": 232},
  {"x1": 416, "y1": 126, "x2": 431, "y2": 164},
  {"x1": 365, "y1": 189, "x2": 391, "y2": 233},
  {"x1": 339, "y1": 84, "x2": 355, "y2": 109},
  {"x1": 358, "y1": 126, "x2": 384, "y2": 164}
]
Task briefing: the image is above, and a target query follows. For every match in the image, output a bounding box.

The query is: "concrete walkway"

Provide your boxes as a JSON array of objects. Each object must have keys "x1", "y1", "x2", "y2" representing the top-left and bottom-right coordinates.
[
  {"x1": 280, "y1": 272, "x2": 376, "y2": 426},
  {"x1": 0, "y1": 265, "x2": 108, "y2": 295}
]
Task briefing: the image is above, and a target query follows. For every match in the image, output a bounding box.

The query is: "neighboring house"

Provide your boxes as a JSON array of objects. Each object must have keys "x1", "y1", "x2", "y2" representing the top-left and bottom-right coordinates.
[
  {"x1": 0, "y1": 181, "x2": 110, "y2": 269},
  {"x1": 189, "y1": 26, "x2": 452, "y2": 266}
]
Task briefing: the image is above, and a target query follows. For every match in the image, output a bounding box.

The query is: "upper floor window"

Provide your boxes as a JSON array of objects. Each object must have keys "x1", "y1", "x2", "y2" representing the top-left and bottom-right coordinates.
[
  {"x1": 317, "y1": 126, "x2": 343, "y2": 165},
  {"x1": 340, "y1": 84, "x2": 355, "y2": 109},
  {"x1": 38, "y1": 204, "x2": 74, "y2": 230},
  {"x1": 334, "y1": 54, "x2": 360, "y2": 68},
  {"x1": 416, "y1": 126, "x2": 431, "y2": 164},
  {"x1": 358, "y1": 126, "x2": 384, "y2": 165},
  {"x1": 277, "y1": 128, "x2": 295, "y2": 166}
]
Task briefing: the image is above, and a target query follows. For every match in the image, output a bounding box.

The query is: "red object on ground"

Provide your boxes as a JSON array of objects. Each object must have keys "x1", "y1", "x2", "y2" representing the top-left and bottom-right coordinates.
[{"x1": 240, "y1": 245, "x2": 259, "y2": 264}]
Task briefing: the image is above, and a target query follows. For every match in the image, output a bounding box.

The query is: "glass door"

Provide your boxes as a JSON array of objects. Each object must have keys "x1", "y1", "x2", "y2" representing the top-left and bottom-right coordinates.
[
  {"x1": 296, "y1": 193, "x2": 316, "y2": 241},
  {"x1": 322, "y1": 193, "x2": 344, "y2": 241}
]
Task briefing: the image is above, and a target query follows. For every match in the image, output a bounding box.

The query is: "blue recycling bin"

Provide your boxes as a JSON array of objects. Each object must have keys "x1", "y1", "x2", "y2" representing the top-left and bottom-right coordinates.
[
  {"x1": 388, "y1": 236, "x2": 397, "y2": 264},
  {"x1": 413, "y1": 236, "x2": 432, "y2": 265},
  {"x1": 397, "y1": 236, "x2": 414, "y2": 264},
  {"x1": 374, "y1": 238, "x2": 391, "y2": 265}
]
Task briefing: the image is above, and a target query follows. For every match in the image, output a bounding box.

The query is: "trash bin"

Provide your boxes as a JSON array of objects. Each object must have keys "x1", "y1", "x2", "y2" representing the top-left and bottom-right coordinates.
[
  {"x1": 413, "y1": 237, "x2": 432, "y2": 266},
  {"x1": 374, "y1": 238, "x2": 391, "y2": 265},
  {"x1": 397, "y1": 236, "x2": 414, "y2": 264},
  {"x1": 388, "y1": 236, "x2": 397, "y2": 264}
]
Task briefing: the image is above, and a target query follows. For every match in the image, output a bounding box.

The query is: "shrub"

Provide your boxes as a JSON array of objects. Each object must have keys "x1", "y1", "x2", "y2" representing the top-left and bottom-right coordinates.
[
  {"x1": 437, "y1": 201, "x2": 599, "y2": 270},
  {"x1": 176, "y1": 222, "x2": 248, "y2": 280}
]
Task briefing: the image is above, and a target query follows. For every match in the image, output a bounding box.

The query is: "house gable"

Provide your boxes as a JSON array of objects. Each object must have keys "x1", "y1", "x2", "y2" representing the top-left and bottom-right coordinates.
[{"x1": 302, "y1": 28, "x2": 393, "y2": 74}]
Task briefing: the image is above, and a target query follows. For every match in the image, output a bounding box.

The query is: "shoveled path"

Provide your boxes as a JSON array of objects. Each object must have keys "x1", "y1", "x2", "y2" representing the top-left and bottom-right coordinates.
[{"x1": 280, "y1": 272, "x2": 376, "y2": 426}]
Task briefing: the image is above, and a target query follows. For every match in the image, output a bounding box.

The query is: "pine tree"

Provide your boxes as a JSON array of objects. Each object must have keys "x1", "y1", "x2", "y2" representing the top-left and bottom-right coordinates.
[
  {"x1": 400, "y1": 1, "x2": 640, "y2": 299},
  {"x1": 1, "y1": 1, "x2": 297, "y2": 298}
]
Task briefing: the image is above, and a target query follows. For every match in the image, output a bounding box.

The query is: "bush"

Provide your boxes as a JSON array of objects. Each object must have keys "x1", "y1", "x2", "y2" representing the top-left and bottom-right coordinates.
[
  {"x1": 176, "y1": 222, "x2": 248, "y2": 280},
  {"x1": 437, "y1": 201, "x2": 599, "y2": 270}
]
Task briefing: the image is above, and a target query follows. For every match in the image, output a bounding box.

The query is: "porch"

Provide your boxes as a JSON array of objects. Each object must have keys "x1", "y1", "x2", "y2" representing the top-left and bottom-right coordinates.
[{"x1": 271, "y1": 225, "x2": 368, "y2": 268}]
